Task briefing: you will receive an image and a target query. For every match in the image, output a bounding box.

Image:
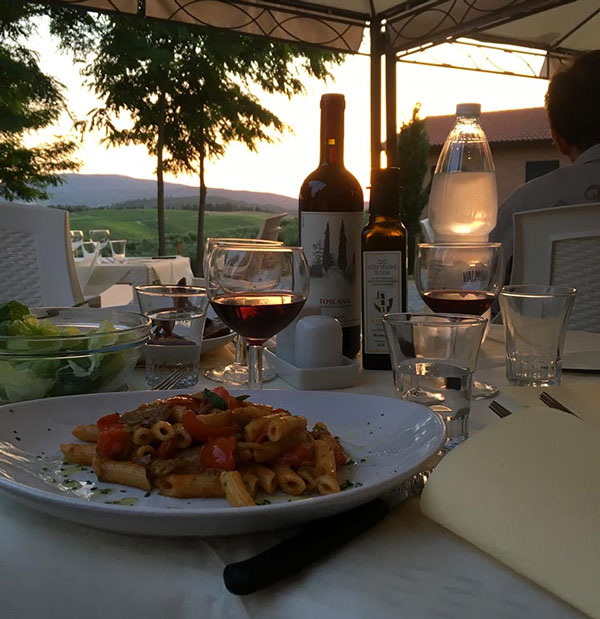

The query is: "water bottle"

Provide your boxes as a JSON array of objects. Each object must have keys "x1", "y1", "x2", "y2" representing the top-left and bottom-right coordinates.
[{"x1": 428, "y1": 103, "x2": 497, "y2": 242}]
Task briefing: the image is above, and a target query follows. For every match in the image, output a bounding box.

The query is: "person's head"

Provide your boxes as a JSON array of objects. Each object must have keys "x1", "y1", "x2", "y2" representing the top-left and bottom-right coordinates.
[{"x1": 545, "y1": 50, "x2": 600, "y2": 161}]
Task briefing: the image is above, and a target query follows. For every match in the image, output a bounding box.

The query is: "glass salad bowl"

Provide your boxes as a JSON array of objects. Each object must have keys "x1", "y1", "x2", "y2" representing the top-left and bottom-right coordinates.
[{"x1": 0, "y1": 306, "x2": 151, "y2": 404}]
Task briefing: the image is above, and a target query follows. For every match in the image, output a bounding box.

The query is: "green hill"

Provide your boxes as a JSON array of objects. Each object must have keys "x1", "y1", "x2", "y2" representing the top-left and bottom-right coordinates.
[
  {"x1": 70, "y1": 208, "x2": 268, "y2": 240},
  {"x1": 69, "y1": 208, "x2": 299, "y2": 269}
]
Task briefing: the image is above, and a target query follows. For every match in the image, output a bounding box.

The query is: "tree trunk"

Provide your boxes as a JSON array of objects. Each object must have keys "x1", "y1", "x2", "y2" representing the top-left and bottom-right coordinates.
[
  {"x1": 156, "y1": 89, "x2": 166, "y2": 256},
  {"x1": 195, "y1": 145, "x2": 207, "y2": 276}
]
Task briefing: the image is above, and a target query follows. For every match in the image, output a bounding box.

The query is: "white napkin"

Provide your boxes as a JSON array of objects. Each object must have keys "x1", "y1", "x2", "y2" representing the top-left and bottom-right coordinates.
[
  {"x1": 421, "y1": 407, "x2": 600, "y2": 619},
  {"x1": 500, "y1": 383, "x2": 599, "y2": 425}
]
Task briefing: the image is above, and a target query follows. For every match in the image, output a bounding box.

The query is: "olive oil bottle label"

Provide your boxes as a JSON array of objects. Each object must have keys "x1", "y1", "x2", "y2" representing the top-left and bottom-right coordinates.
[
  {"x1": 300, "y1": 212, "x2": 362, "y2": 328},
  {"x1": 362, "y1": 250, "x2": 403, "y2": 354}
]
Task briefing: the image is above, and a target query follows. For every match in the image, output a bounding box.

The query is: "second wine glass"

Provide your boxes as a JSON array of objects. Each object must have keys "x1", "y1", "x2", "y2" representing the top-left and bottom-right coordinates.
[
  {"x1": 206, "y1": 245, "x2": 309, "y2": 389},
  {"x1": 415, "y1": 242, "x2": 504, "y2": 400}
]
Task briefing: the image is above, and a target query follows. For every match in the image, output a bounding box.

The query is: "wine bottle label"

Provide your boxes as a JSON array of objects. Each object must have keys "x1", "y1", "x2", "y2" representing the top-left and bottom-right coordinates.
[
  {"x1": 300, "y1": 212, "x2": 362, "y2": 328},
  {"x1": 362, "y1": 251, "x2": 403, "y2": 354}
]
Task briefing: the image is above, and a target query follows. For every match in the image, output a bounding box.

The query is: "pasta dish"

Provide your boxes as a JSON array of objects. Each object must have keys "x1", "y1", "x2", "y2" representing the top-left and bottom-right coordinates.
[{"x1": 60, "y1": 387, "x2": 347, "y2": 507}]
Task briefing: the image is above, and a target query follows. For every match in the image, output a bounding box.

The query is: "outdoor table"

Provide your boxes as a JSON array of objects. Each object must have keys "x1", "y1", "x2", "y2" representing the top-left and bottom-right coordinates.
[
  {"x1": 1, "y1": 325, "x2": 598, "y2": 619},
  {"x1": 78, "y1": 255, "x2": 195, "y2": 296}
]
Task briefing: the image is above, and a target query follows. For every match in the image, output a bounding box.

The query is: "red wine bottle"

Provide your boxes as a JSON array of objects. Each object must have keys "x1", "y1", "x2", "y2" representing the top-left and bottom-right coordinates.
[
  {"x1": 299, "y1": 94, "x2": 364, "y2": 358},
  {"x1": 361, "y1": 168, "x2": 407, "y2": 370}
]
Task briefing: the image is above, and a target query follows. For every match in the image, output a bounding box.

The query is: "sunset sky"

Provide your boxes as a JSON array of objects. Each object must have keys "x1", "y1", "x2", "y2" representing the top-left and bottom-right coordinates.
[{"x1": 29, "y1": 21, "x2": 550, "y2": 201}]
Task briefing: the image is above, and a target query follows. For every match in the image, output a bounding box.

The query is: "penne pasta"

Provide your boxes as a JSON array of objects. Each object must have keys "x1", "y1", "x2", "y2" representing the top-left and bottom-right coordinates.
[
  {"x1": 272, "y1": 463, "x2": 306, "y2": 496},
  {"x1": 72, "y1": 424, "x2": 98, "y2": 443},
  {"x1": 61, "y1": 442, "x2": 96, "y2": 465},
  {"x1": 93, "y1": 457, "x2": 151, "y2": 491},
  {"x1": 314, "y1": 439, "x2": 336, "y2": 477},
  {"x1": 220, "y1": 471, "x2": 256, "y2": 507},
  {"x1": 156, "y1": 473, "x2": 223, "y2": 498},
  {"x1": 297, "y1": 466, "x2": 318, "y2": 491},
  {"x1": 316, "y1": 473, "x2": 340, "y2": 495},
  {"x1": 240, "y1": 471, "x2": 259, "y2": 496},
  {"x1": 198, "y1": 410, "x2": 233, "y2": 427},
  {"x1": 242, "y1": 463, "x2": 277, "y2": 494},
  {"x1": 267, "y1": 415, "x2": 306, "y2": 443},
  {"x1": 61, "y1": 388, "x2": 351, "y2": 508}
]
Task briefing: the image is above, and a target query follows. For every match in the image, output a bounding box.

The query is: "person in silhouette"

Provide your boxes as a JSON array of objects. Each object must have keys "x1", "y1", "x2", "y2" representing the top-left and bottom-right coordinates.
[{"x1": 491, "y1": 50, "x2": 600, "y2": 281}]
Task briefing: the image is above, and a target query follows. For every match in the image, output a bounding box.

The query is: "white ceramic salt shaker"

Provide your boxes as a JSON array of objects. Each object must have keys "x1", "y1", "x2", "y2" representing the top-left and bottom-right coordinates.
[
  {"x1": 294, "y1": 315, "x2": 342, "y2": 368},
  {"x1": 276, "y1": 306, "x2": 320, "y2": 363}
]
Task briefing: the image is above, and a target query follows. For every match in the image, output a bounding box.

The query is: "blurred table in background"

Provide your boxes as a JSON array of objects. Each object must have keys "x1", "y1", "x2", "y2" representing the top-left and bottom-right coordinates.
[{"x1": 78, "y1": 255, "x2": 194, "y2": 296}]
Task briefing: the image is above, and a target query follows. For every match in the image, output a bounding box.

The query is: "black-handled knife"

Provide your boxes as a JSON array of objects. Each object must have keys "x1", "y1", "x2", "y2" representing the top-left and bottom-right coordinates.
[{"x1": 223, "y1": 498, "x2": 390, "y2": 595}]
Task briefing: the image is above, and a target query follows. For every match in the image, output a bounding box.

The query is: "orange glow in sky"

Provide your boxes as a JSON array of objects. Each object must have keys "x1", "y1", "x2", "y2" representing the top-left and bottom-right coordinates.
[{"x1": 29, "y1": 23, "x2": 549, "y2": 201}]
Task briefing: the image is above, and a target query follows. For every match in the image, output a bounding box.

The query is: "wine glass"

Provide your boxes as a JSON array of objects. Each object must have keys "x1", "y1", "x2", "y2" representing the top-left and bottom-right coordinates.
[
  {"x1": 415, "y1": 242, "x2": 504, "y2": 400},
  {"x1": 206, "y1": 245, "x2": 309, "y2": 389},
  {"x1": 202, "y1": 237, "x2": 283, "y2": 385},
  {"x1": 89, "y1": 229, "x2": 111, "y2": 254},
  {"x1": 70, "y1": 230, "x2": 84, "y2": 257}
]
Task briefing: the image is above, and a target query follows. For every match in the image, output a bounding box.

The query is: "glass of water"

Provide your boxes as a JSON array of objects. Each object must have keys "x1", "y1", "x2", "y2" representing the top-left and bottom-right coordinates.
[
  {"x1": 135, "y1": 284, "x2": 209, "y2": 388},
  {"x1": 110, "y1": 239, "x2": 127, "y2": 260},
  {"x1": 382, "y1": 313, "x2": 486, "y2": 451},
  {"x1": 499, "y1": 285, "x2": 576, "y2": 387}
]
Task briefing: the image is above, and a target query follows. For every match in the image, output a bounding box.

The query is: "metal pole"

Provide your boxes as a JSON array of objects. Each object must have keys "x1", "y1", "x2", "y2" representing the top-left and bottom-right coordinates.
[
  {"x1": 370, "y1": 20, "x2": 382, "y2": 172},
  {"x1": 385, "y1": 36, "x2": 398, "y2": 167}
]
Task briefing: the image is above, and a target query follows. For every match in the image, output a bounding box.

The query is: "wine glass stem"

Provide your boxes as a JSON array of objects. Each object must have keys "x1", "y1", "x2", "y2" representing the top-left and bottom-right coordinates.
[
  {"x1": 234, "y1": 336, "x2": 247, "y2": 366},
  {"x1": 247, "y1": 345, "x2": 263, "y2": 390}
]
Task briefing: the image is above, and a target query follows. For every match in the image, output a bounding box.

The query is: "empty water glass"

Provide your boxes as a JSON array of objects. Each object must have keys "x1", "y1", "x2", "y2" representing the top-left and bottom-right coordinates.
[
  {"x1": 383, "y1": 313, "x2": 486, "y2": 451},
  {"x1": 499, "y1": 285, "x2": 576, "y2": 386},
  {"x1": 110, "y1": 239, "x2": 127, "y2": 260}
]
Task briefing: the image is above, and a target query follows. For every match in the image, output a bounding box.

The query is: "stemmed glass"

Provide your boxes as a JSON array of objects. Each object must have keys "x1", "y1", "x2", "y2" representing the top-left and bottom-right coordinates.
[
  {"x1": 70, "y1": 230, "x2": 84, "y2": 257},
  {"x1": 202, "y1": 237, "x2": 283, "y2": 385},
  {"x1": 206, "y1": 245, "x2": 309, "y2": 389},
  {"x1": 89, "y1": 229, "x2": 111, "y2": 254},
  {"x1": 415, "y1": 242, "x2": 504, "y2": 400}
]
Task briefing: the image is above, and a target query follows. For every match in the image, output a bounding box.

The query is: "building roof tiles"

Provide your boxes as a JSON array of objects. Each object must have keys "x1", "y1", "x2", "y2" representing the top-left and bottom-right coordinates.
[{"x1": 425, "y1": 107, "x2": 552, "y2": 146}]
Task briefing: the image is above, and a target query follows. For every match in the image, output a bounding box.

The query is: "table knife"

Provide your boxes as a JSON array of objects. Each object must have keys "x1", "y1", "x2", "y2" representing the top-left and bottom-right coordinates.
[{"x1": 223, "y1": 471, "x2": 429, "y2": 595}]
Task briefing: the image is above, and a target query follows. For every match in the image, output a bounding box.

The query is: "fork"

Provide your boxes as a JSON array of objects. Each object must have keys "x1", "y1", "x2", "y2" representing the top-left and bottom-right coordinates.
[
  {"x1": 152, "y1": 368, "x2": 188, "y2": 390},
  {"x1": 113, "y1": 368, "x2": 188, "y2": 393},
  {"x1": 539, "y1": 391, "x2": 581, "y2": 419},
  {"x1": 489, "y1": 400, "x2": 512, "y2": 419}
]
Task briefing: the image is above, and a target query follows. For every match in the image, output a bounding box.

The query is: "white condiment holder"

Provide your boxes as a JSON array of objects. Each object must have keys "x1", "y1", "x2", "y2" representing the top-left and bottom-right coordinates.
[
  {"x1": 264, "y1": 349, "x2": 359, "y2": 390},
  {"x1": 270, "y1": 314, "x2": 359, "y2": 389}
]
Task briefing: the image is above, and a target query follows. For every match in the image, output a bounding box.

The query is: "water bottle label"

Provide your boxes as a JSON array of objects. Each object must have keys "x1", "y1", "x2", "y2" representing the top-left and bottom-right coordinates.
[
  {"x1": 300, "y1": 212, "x2": 362, "y2": 328},
  {"x1": 362, "y1": 251, "x2": 403, "y2": 354}
]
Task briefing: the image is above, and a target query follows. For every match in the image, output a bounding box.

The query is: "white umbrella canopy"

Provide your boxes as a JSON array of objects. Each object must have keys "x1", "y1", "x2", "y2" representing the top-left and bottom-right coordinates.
[{"x1": 35, "y1": 0, "x2": 597, "y2": 57}]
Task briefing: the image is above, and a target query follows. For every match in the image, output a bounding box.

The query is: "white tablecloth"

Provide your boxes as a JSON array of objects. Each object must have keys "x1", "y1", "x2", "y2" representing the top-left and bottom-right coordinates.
[
  {"x1": 78, "y1": 256, "x2": 194, "y2": 296},
  {"x1": 1, "y1": 326, "x2": 598, "y2": 619}
]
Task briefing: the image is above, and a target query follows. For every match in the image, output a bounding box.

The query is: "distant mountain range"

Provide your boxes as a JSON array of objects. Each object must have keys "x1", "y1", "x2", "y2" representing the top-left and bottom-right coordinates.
[{"x1": 35, "y1": 173, "x2": 298, "y2": 212}]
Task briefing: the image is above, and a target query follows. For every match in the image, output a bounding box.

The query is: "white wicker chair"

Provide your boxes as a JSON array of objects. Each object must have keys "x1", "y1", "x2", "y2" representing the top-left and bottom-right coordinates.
[
  {"x1": 0, "y1": 204, "x2": 85, "y2": 307},
  {"x1": 511, "y1": 203, "x2": 600, "y2": 332},
  {"x1": 257, "y1": 213, "x2": 287, "y2": 241}
]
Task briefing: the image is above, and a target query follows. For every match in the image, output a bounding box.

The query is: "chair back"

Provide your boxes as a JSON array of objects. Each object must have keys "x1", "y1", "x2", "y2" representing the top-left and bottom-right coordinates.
[
  {"x1": 257, "y1": 213, "x2": 287, "y2": 241},
  {"x1": 511, "y1": 203, "x2": 600, "y2": 332},
  {"x1": 0, "y1": 204, "x2": 85, "y2": 307}
]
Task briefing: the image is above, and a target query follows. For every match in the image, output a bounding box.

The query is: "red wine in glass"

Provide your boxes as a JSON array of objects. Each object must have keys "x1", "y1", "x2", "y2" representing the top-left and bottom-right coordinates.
[
  {"x1": 211, "y1": 292, "x2": 305, "y2": 345},
  {"x1": 422, "y1": 290, "x2": 496, "y2": 315}
]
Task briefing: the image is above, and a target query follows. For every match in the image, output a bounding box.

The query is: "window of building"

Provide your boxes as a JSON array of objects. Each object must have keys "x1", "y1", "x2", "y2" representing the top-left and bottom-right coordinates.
[{"x1": 526, "y1": 160, "x2": 559, "y2": 182}]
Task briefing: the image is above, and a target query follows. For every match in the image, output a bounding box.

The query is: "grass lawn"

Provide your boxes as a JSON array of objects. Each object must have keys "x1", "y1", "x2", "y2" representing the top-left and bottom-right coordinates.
[{"x1": 69, "y1": 209, "x2": 271, "y2": 241}]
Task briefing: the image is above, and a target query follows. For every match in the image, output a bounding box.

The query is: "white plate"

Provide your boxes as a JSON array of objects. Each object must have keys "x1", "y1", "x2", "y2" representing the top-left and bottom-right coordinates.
[
  {"x1": 0, "y1": 390, "x2": 445, "y2": 537},
  {"x1": 201, "y1": 331, "x2": 235, "y2": 354}
]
